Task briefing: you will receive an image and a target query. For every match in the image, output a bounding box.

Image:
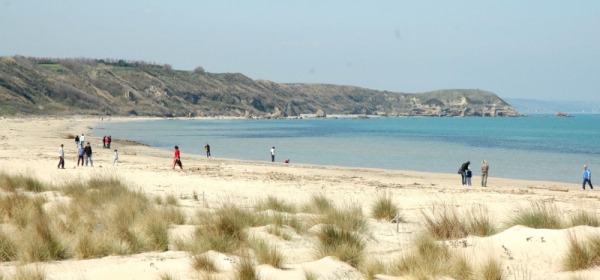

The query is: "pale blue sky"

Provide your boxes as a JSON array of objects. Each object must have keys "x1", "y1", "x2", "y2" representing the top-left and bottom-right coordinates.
[{"x1": 1, "y1": 1, "x2": 599, "y2": 101}]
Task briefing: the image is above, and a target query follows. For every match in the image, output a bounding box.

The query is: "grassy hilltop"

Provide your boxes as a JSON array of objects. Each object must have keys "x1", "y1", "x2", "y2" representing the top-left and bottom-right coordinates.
[{"x1": 0, "y1": 56, "x2": 519, "y2": 117}]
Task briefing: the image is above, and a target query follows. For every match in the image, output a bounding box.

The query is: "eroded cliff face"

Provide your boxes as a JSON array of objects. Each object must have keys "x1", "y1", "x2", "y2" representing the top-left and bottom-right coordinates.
[{"x1": 0, "y1": 56, "x2": 520, "y2": 117}]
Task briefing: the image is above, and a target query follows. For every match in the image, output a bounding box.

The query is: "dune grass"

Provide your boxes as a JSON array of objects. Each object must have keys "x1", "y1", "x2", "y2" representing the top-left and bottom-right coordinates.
[
  {"x1": 255, "y1": 195, "x2": 296, "y2": 213},
  {"x1": 315, "y1": 224, "x2": 365, "y2": 267},
  {"x1": 0, "y1": 172, "x2": 192, "y2": 263},
  {"x1": 0, "y1": 172, "x2": 47, "y2": 193},
  {"x1": 302, "y1": 193, "x2": 333, "y2": 213},
  {"x1": 389, "y1": 234, "x2": 508, "y2": 279},
  {"x1": 12, "y1": 266, "x2": 47, "y2": 280},
  {"x1": 563, "y1": 233, "x2": 600, "y2": 271},
  {"x1": 506, "y1": 200, "x2": 563, "y2": 229},
  {"x1": 266, "y1": 225, "x2": 292, "y2": 240},
  {"x1": 421, "y1": 203, "x2": 496, "y2": 240},
  {"x1": 192, "y1": 254, "x2": 218, "y2": 272},
  {"x1": 234, "y1": 255, "x2": 258, "y2": 280},
  {"x1": 158, "y1": 273, "x2": 179, "y2": 280},
  {"x1": 570, "y1": 210, "x2": 600, "y2": 227},
  {"x1": 249, "y1": 238, "x2": 285, "y2": 268},
  {"x1": 361, "y1": 258, "x2": 387, "y2": 280},
  {"x1": 188, "y1": 204, "x2": 260, "y2": 254},
  {"x1": 303, "y1": 270, "x2": 319, "y2": 280},
  {"x1": 480, "y1": 256, "x2": 505, "y2": 280},
  {"x1": 319, "y1": 204, "x2": 367, "y2": 233},
  {"x1": 371, "y1": 192, "x2": 399, "y2": 220},
  {"x1": 0, "y1": 231, "x2": 17, "y2": 262}
]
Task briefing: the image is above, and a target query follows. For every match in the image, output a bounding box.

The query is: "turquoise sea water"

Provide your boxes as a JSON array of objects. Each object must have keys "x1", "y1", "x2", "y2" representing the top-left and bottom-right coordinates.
[{"x1": 94, "y1": 115, "x2": 600, "y2": 183}]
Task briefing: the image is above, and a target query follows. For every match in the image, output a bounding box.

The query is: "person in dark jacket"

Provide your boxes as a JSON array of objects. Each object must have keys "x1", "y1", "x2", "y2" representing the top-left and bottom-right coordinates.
[
  {"x1": 458, "y1": 161, "x2": 470, "y2": 185},
  {"x1": 84, "y1": 142, "x2": 93, "y2": 167}
]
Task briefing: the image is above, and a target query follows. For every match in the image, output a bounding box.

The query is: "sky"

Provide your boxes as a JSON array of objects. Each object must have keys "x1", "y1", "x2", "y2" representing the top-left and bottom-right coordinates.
[{"x1": 1, "y1": 1, "x2": 599, "y2": 102}]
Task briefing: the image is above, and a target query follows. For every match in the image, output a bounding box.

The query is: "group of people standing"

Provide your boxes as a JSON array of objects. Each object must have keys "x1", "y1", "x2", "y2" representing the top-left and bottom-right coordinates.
[
  {"x1": 458, "y1": 160, "x2": 593, "y2": 191},
  {"x1": 58, "y1": 133, "x2": 119, "y2": 169},
  {"x1": 102, "y1": 136, "x2": 112, "y2": 149},
  {"x1": 458, "y1": 160, "x2": 489, "y2": 187}
]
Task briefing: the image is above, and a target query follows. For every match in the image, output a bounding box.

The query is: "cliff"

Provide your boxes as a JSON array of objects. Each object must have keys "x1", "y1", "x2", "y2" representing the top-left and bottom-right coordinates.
[{"x1": 0, "y1": 56, "x2": 519, "y2": 117}]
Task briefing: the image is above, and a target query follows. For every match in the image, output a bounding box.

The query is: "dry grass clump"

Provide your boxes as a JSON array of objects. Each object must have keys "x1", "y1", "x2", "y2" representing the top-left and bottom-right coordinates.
[
  {"x1": 563, "y1": 233, "x2": 600, "y2": 271},
  {"x1": 188, "y1": 204, "x2": 259, "y2": 254},
  {"x1": 0, "y1": 193, "x2": 47, "y2": 228},
  {"x1": 266, "y1": 225, "x2": 292, "y2": 240},
  {"x1": 390, "y1": 234, "x2": 506, "y2": 279},
  {"x1": 302, "y1": 193, "x2": 333, "y2": 213},
  {"x1": 0, "y1": 230, "x2": 18, "y2": 262},
  {"x1": 0, "y1": 172, "x2": 47, "y2": 192},
  {"x1": 506, "y1": 200, "x2": 563, "y2": 229},
  {"x1": 393, "y1": 235, "x2": 466, "y2": 278},
  {"x1": 465, "y1": 205, "x2": 496, "y2": 237},
  {"x1": 311, "y1": 203, "x2": 368, "y2": 268},
  {"x1": 570, "y1": 210, "x2": 600, "y2": 227},
  {"x1": 255, "y1": 195, "x2": 296, "y2": 213},
  {"x1": 11, "y1": 266, "x2": 47, "y2": 280},
  {"x1": 165, "y1": 194, "x2": 179, "y2": 206},
  {"x1": 480, "y1": 256, "x2": 505, "y2": 279},
  {"x1": 22, "y1": 203, "x2": 69, "y2": 262},
  {"x1": 234, "y1": 255, "x2": 258, "y2": 280},
  {"x1": 371, "y1": 192, "x2": 399, "y2": 220},
  {"x1": 59, "y1": 176, "x2": 171, "y2": 257},
  {"x1": 158, "y1": 273, "x2": 179, "y2": 280},
  {"x1": 361, "y1": 258, "x2": 387, "y2": 280},
  {"x1": 303, "y1": 270, "x2": 319, "y2": 280},
  {"x1": 319, "y1": 204, "x2": 367, "y2": 233},
  {"x1": 192, "y1": 254, "x2": 218, "y2": 272},
  {"x1": 421, "y1": 203, "x2": 496, "y2": 240},
  {"x1": 315, "y1": 224, "x2": 365, "y2": 267},
  {"x1": 270, "y1": 212, "x2": 305, "y2": 234},
  {"x1": 0, "y1": 172, "x2": 190, "y2": 265},
  {"x1": 249, "y1": 238, "x2": 285, "y2": 268}
]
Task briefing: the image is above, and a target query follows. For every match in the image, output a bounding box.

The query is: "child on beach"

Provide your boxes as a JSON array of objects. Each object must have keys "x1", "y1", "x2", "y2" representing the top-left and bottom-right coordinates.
[
  {"x1": 465, "y1": 168, "x2": 472, "y2": 186},
  {"x1": 113, "y1": 149, "x2": 119, "y2": 166}
]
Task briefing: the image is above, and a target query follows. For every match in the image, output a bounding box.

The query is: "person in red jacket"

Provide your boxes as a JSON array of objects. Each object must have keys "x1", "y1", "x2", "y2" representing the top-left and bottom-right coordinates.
[{"x1": 172, "y1": 146, "x2": 183, "y2": 169}]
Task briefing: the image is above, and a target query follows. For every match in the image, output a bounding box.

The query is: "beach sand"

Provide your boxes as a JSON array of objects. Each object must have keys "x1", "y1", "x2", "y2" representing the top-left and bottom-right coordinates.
[{"x1": 0, "y1": 116, "x2": 599, "y2": 279}]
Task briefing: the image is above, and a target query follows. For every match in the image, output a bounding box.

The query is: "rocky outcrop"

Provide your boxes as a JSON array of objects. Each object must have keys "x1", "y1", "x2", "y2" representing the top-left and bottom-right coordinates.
[
  {"x1": 0, "y1": 56, "x2": 520, "y2": 117},
  {"x1": 315, "y1": 109, "x2": 327, "y2": 118}
]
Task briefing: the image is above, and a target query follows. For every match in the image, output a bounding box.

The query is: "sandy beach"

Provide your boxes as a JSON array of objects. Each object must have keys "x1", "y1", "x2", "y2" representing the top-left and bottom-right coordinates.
[{"x1": 0, "y1": 116, "x2": 599, "y2": 280}]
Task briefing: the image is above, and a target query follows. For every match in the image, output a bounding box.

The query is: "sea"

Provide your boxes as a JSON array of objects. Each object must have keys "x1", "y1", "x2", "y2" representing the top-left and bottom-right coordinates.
[{"x1": 93, "y1": 115, "x2": 600, "y2": 184}]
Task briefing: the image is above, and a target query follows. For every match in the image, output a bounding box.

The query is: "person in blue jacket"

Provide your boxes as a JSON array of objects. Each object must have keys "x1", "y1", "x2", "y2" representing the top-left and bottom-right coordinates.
[{"x1": 582, "y1": 165, "x2": 593, "y2": 190}]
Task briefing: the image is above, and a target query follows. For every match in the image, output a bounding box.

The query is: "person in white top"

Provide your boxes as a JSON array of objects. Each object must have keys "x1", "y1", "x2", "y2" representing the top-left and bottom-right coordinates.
[
  {"x1": 270, "y1": 146, "x2": 275, "y2": 162},
  {"x1": 113, "y1": 149, "x2": 119, "y2": 166},
  {"x1": 79, "y1": 134, "x2": 85, "y2": 146},
  {"x1": 57, "y1": 144, "x2": 65, "y2": 169}
]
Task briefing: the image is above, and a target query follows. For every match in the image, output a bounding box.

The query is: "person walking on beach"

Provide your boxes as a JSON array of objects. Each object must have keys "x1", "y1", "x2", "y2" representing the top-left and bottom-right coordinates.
[
  {"x1": 57, "y1": 144, "x2": 65, "y2": 169},
  {"x1": 270, "y1": 146, "x2": 275, "y2": 162},
  {"x1": 465, "y1": 168, "x2": 472, "y2": 186},
  {"x1": 84, "y1": 142, "x2": 93, "y2": 167},
  {"x1": 107, "y1": 136, "x2": 112, "y2": 149},
  {"x1": 458, "y1": 161, "x2": 470, "y2": 185},
  {"x1": 582, "y1": 165, "x2": 593, "y2": 190},
  {"x1": 481, "y1": 160, "x2": 489, "y2": 187},
  {"x1": 204, "y1": 143, "x2": 211, "y2": 158},
  {"x1": 102, "y1": 136, "x2": 107, "y2": 149},
  {"x1": 173, "y1": 146, "x2": 183, "y2": 169},
  {"x1": 74, "y1": 135, "x2": 79, "y2": 148},
  {"x1": 77, "y1": 144, "x2": 85, "y2": 166},
  {"x1": 113, "y1": 149, "x2": 119, "y2": 166},
  {"x1": 79, "y1": 134, "x2": 85, "y2": 146}
]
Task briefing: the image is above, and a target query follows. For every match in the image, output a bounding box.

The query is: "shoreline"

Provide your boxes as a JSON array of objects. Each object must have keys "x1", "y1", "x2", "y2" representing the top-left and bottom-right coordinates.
[{"x1": 92, "y1": 116, "x2": 583, "y2": 186}]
